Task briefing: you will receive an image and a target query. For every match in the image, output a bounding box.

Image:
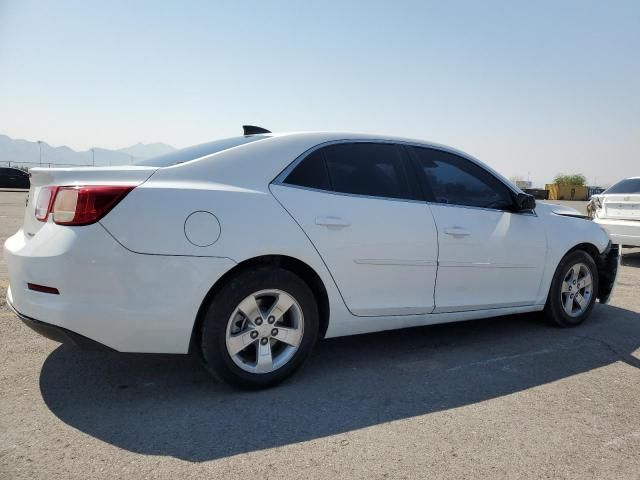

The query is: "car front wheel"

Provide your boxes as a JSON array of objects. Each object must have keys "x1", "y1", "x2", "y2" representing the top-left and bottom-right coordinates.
[
  {"x1": 200, "y1": 267, "x2": 319, "y2": 389},
  {"x1": 544, "y1": 250, "x2": 599, "y2": 327}
]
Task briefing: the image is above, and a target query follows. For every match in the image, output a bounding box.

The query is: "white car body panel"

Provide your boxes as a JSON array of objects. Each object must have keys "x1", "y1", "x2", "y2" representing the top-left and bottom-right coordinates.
[
  {"x1": 5, "y1": 225, "x2": 235, "y2": 353},
  {"x1": 271, "y1": 184, "x2": 439, "y2": 316},
  {"x1": 594, "y1": 217, "x2": 640, "y2": 247},
  {"x1": 593, "y1": 180, "x2": 640, "y2": 246},
  {"x1": 3, "y1": 132, "x2": 616, "y2": 353},
  {"x1": 428, "y1": 204, "x2": 547, "y2": 312},
  {"x1": 534, "y1": 202, "x2": 610, "y2": 303}
]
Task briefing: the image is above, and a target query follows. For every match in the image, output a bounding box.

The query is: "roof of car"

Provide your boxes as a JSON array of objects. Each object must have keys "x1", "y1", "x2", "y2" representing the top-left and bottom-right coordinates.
[
  {"x1": 267, "y1": 130, "x2": 441, "y2": 146},
  {"x1": 262, "y1": 131, "x2": 484, "y2": 162},
  {"x1": 183, "y1": 130, "x2": 516, "y2": 194}
]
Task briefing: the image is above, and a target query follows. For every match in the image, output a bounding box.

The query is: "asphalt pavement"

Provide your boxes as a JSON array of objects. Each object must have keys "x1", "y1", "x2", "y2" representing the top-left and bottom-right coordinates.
[{"x1": 1, "y1": 192, "x2": 639, "y2": 479}]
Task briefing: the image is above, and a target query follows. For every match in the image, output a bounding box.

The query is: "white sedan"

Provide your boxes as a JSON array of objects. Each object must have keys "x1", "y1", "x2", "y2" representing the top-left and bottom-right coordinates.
[
  {"x1": 4, "y1": 127, "x2": 619, "y2": 388},
  {"x1": 592, "y1": 177, "x2": 640, "y2": 247}
]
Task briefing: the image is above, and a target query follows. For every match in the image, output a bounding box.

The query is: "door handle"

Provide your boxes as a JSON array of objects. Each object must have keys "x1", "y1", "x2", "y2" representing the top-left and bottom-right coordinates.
[
  {"x1": 315, "y1": 216, "x2": 350, "y2": 228},
  {"x1": 444, "y1": 227, "x2": 471, "y2": 237}
]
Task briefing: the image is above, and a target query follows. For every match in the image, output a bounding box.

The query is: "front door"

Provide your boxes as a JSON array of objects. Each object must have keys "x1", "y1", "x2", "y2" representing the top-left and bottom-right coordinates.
[{"x1": 408, "y1": 146, "x2": 547, "y2": 312}]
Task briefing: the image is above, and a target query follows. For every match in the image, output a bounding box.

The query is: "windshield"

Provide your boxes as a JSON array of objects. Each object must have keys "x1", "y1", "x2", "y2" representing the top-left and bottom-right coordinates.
[
  {"x1": 604, "y1": 178, "x2": 640, "y2": 194},
  {"x1": 135, "y1": 135, "x2": 268, "y2": 167}
]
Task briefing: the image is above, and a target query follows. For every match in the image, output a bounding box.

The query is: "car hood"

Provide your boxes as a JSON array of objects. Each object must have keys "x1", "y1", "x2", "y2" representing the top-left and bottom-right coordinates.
[{"x1": 537, "y1": 202, "x2": 590, "y2": 219}]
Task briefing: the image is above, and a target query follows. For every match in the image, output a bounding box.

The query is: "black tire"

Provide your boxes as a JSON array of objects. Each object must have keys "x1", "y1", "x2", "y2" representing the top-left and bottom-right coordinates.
[
  {"x1": 544, "y1": 250, "x2": 599, "y2": 327},
  {"x1": 200, "y1": 266, "x2": 319, "y2": 389}
]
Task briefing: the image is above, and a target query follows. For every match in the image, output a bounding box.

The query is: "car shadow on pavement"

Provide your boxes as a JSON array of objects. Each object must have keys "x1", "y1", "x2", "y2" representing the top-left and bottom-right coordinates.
[
  {"x1": 39, "y1": 304, "x2": 640, "y2": 462},
  {"x1": 621, "y1": 250, "x2": 640, "y2": 268}
]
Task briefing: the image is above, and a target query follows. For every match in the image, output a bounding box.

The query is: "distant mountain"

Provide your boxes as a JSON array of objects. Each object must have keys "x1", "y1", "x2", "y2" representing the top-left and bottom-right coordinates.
[
  {"x1": 118, "y1": 142, "x2": 175, "y2": 159},
  {"x1": 0, "y1": 134, "x2": 176, "y2": 168}
]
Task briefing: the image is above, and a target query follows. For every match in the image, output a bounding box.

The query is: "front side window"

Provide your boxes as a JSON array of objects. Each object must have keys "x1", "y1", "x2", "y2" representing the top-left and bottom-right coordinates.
[
  {"x1": 410, "y1": 147, "x2": 513, "y2": 210},
  {"x1": 284, "y1": 142, "x2": 413, "y2": 200}
]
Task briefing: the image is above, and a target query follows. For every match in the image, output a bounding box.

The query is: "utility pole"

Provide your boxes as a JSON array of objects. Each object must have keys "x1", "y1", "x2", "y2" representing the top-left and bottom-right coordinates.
[
  {"x1": 91, "y1": 148, "x2": 95, "y2": 167},
  {"x1": 37, "y1": 140, "x2": 43, "y2": 166}
]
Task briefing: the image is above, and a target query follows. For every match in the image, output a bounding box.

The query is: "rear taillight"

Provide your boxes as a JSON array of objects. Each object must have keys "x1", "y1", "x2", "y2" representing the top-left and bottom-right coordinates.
[
  {"x1": 35, "y1": 186, "x2": 58, "y2": 221},
  {"x1": 51, "y1": 185, "x2": 134, "y2": 226},
  {"x1": 35, "y1": 185, "x2": 134, "y2": 225}
]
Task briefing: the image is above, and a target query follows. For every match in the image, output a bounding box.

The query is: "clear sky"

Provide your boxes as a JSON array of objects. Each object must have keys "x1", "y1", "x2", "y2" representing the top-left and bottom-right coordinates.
[{"x1": 1, "y1": 0, "x2": 638, "y2": 186}]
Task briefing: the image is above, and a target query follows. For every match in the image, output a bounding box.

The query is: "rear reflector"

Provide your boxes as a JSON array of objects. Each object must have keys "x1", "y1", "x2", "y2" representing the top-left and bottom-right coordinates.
[
  {"x1": 27, "y1": 283, "x2": 60, "y2": 295},
  {"x1": 36, "y1": 185, "x2": 135, "y2": 226}
]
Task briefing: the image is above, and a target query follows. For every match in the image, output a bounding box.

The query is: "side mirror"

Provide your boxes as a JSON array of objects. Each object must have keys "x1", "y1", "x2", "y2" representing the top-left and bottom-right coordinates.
[{"x1": 515, "y1": 192, "x2": 536, "y2": 211}]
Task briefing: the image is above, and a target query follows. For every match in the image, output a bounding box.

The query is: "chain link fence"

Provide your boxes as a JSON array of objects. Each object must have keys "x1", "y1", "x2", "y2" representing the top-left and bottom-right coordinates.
[{"x1": 0, "y1": 160, "x2": 94, "y2": 170}]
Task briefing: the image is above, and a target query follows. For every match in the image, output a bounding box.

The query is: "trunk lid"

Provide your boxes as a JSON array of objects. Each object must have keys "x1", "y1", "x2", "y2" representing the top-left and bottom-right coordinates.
[
  {"x1": 602, "y1": 194, "x2": 640, "y2": 221},
  {"x1": 23, "y1": 166, "x2": 157, "y2": 238}
]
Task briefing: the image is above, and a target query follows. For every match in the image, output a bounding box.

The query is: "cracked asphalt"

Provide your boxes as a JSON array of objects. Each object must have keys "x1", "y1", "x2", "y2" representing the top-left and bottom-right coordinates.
[{"x1": 1, "y1": 191, "x2": 639, "y2": 479}]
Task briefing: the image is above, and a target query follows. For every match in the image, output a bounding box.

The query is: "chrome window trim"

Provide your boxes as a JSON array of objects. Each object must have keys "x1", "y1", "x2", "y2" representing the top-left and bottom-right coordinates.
[
  {"x1": 271, "y1": 138, "x2": 531, "y2": 214},
  {"x1": 270, "y1": 182, "x2": 427, "y2": 205},
  {"x1": 427, "y1": 200, "x2": 538, "y2": 217},
  {"x1": 271, "y1": 181, "x2": 538, "y2": 216}
]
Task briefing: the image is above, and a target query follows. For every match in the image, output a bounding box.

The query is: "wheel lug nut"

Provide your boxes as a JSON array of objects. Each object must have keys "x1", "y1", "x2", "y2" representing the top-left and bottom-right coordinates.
[
  {"x1": 271, "y1": 328, "x2": 278, "y2": 336},
  {"x1": 268, "y1": 316, "x2": 275, "y2": 324},
  {"x1": 261, "y1": 337, "x2": 269, "y2": 345},
  {"x1": 255, "y1": 318, "x2": 263, "y2": 325},
  {"x1": 250, "y1": 331, "x2": 258, "y2": 339}
]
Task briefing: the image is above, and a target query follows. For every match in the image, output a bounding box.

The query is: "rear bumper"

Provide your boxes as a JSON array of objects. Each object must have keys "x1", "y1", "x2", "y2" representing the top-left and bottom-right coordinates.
[
  {"x1": 7, "y1": 291, "x2": 114, "y2": 351},
  {"x1": 4, "y1": 224, "x2": 236, "y2": 353},
  {"x1": 594, "y1": 217, "x2": 640, "y2": 247}
]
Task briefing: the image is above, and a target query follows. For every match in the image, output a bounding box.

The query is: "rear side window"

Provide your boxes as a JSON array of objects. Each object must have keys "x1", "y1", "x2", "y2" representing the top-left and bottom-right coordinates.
[
  {"x1": 605, "y1": 178, "x2": 640, "y2": 194},
  {"x1": 282, "y1": 150, "x2": 330, "y2": 190},
  {"x1": 410, "y1": 147, "x2": 513, "y2": 210},
  {"x1": 135, "y1": 135, "x2": 267, "y2": 167},
  {"x1": 284, "y1": 143, "x2": 413, "y2": 200}
]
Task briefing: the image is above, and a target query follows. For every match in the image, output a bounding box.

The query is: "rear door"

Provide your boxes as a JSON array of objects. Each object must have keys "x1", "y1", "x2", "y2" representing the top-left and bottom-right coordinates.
[
  {"x1": 408, "y1": 146, "x2": 547, "y2": 312},
  {"x1": 271, "y1": 142, "x2": 439, "y2": 316}
]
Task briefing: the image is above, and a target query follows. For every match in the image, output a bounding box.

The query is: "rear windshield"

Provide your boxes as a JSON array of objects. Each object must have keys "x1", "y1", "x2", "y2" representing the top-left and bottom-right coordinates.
[
  {"x1": 604, "y1": 178, "x2": 640, "y2": 194},
  {"x1": 135, "y1": 135, "x2": 268, "y2": 167}
]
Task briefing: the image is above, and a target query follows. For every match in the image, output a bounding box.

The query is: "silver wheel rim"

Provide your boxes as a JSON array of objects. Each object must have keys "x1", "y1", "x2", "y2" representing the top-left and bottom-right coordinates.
[
  {"x1": 560, "y1": 262, "x2": 593, "y2": 317},
  {"x1": 225, "y1": 289, "x2": 304, "y2": 374}
]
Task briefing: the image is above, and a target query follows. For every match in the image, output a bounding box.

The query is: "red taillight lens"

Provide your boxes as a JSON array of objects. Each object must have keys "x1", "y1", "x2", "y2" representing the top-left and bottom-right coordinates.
[
  {"x1": 51, "y1": 185, "x2": 134, "y2": 226},
  {"x1": 35, "y1": 187, "x2": 58, "y2": 221}
]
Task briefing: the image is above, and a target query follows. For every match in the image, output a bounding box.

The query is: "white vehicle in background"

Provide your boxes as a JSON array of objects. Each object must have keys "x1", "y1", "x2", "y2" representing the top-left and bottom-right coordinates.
[
  {"x1": 592, "y1": 177, "x2": 640, "y2": 247},
  {"x1": 4, "y1": 127, "x2": 620, "y2": 388}
]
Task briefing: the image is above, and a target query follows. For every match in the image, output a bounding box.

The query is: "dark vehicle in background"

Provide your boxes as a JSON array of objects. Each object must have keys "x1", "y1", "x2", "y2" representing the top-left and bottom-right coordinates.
[
  {"x1": 0, "y1": 167, "x2": 30, "y2": 189},
  {"x1": 523, "y1": 188, "x2": 549, "y2": 200}
]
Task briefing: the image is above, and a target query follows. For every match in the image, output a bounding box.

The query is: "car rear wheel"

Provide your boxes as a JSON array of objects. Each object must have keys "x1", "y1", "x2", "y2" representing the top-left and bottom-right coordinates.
[
  {"x1": 200, "y1": 267, "x2": 319, "y2": 389},
  {"x1": 544, "y1": 250, "x2": 599, "y2": 327}
]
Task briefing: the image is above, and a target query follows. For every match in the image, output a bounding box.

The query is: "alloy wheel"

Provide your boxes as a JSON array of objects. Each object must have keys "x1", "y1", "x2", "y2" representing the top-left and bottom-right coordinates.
[
  {"x1": 560, "y1": 262, "x2": 593, "y2": 317},
  {"x1": 225, "y1": 289, "x2": 304, "y2": 374}
]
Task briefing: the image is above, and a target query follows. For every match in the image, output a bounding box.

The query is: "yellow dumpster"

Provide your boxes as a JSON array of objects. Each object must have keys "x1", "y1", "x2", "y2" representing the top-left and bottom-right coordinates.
[{"x1": 545, "y1": 184, "x2": 588, "y2": 201}]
